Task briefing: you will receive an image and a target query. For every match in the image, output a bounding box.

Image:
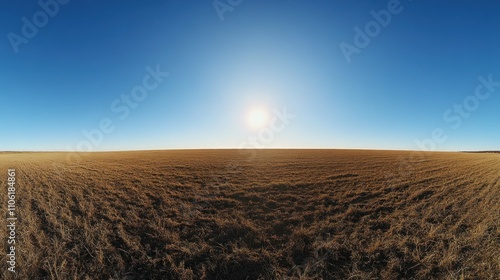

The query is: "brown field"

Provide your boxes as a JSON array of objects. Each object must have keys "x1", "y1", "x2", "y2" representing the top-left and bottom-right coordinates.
[{"x1": 0, "y1": 149, "x2": 499, "y2": 279}]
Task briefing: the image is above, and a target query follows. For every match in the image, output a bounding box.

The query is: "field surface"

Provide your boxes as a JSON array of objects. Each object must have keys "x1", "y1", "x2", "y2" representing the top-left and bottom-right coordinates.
[{"x1": 0, "y1": 150, "x2": 499, "y2": 279}]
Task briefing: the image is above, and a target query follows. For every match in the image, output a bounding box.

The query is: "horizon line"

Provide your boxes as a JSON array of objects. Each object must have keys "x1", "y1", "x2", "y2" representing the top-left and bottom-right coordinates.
[{"x1": 2, "y1": 147, "x2": 496, "y2": 153}]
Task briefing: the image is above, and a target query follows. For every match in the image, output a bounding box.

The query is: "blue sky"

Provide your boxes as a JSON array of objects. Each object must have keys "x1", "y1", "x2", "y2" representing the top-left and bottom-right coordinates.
[{"x1": 1, "y1": 0, "x2": 499, "y2": 151}]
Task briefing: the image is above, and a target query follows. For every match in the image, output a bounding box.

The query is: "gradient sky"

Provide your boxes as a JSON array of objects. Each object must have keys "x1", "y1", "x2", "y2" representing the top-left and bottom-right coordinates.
[{"x1": 1, "y1": 0, "x2": 500, "y2": 151}]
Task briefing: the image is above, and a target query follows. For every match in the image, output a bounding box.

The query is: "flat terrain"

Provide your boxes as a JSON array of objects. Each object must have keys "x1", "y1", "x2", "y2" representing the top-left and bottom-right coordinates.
[{"x1": 0, "y1": 150, "x2": 499, "y2": 279}]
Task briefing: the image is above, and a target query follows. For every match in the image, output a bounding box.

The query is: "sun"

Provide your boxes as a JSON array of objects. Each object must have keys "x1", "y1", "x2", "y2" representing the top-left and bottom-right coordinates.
[{"x1": 247, "y1": 108, "x2": 270, "y2": 129}]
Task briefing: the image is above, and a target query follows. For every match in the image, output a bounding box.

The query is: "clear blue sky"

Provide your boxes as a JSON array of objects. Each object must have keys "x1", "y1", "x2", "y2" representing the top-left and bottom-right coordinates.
[{"x1": 1, "y1": 0, "x2": 499, "y2": 151}]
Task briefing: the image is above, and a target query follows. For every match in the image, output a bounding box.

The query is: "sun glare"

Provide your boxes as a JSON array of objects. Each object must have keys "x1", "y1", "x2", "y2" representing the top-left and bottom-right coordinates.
[{"x1": 247, "y1": 108, "x2": 269, "y2": 129}]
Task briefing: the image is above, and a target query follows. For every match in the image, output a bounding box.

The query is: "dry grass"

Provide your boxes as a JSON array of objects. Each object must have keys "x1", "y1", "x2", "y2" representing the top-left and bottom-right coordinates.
[{"x1": 0, "y1": 149, "x2": 499, "y2": 279}]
